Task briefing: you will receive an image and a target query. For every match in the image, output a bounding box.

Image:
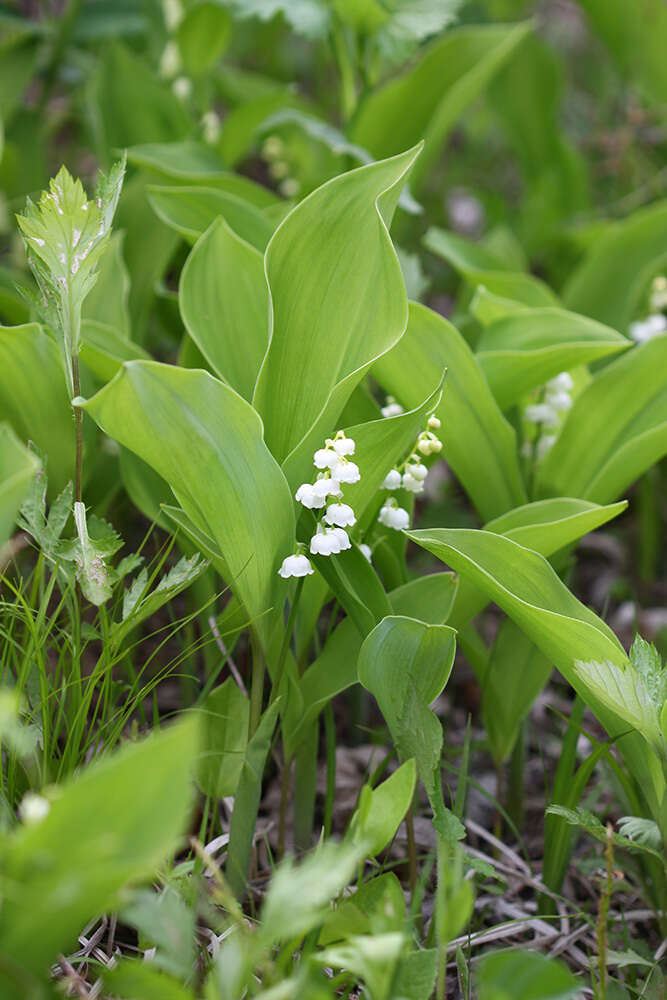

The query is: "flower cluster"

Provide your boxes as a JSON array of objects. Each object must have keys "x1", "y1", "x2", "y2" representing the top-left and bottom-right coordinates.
[
  {"x1": 628, "y1": 276, "x2": 667, "y2": 344},
  {"x1": 377, "y1": 414, "x2": 443, "y2": 531},
  {"x1": 523, "y1": 372, "x2": 574, "y2": 460},
  {"x1": 278, "y1": 431, "x2": 361, "y2": 578}
]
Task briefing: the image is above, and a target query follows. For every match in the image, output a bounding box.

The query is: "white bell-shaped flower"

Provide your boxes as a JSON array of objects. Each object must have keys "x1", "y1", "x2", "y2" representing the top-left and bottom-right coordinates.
[
  {"x1": 381, "y1": 469, "x2": 402, "y2": 490},
  {"x1": 313, "y1": 447, "x2": 339, "y2": 470},
  {"x1": 19, "y1": 793, "x2": 50, "y2": 824},
  {"x1": 381, "y1": 396, "x2": 404, "y2": 418},
  {"x1": 331, "y1": 527, "x2": 351, "y2": 550},
  {"x1": 332, "y1": 458, "x2": 360, "y2": 484},
  {"x1": 278, "y1": 553, "x2": 315, "y2": 578},
  {"x1": 524, "y1": 403, "x2": 559, "y2": 428},
  {"x1": 405, "y1": 460, "x2": 428, "y2": 481},
  {"x1": 378, "y1": 502, "x2": 410, "y2": 531},
  {"x1": 545, "y1": 390, "x2": 572, "y2": 411},
  {"x1": 312, "y1": 475, "x2": 342, "y2": 500},
  {"x1": 324, "y1": 502, "x2": 356, "y2": 528},
  {"x1": 310, "y1": 525, "x2": 343, "y2": 556},
  {"x1": 331, "y1": 432, "x2": 355, "y2": 456},
  {"x1": 427, "y1": 414, "x2": 441, "y2": 430},
  {"x1": 359, "y1": 543, "x2": 372, "y2": 563},
  {"x1": 295, "y1": 483, "x2": 326, "y2": 509},
  {"x1": 536, "y1": 434, "x2": 557, "y2": 460},
  {"x1": 402, "y1": 472, "x2": 424, "y2": 494},
  {"x1": 629, "y1": 314, "x2": 667, "y2": 343},
  {"x1": 546, "y1": 372, "x2": 574, "y2": 393}
]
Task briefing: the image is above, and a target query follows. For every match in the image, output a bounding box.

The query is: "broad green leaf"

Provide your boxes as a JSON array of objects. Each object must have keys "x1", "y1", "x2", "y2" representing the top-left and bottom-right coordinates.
[
  {"x1": 449, "y1": 498, "x2": 627, "y2": 632},
  {"x1": 389, "y1": 572, "x2": 458, "y2": 624},
  {"x1": 308, "y1": 539, "x2": 392, "y2": 637},
  {"x1": 226, "y1": 700, "x2": 280, "y2": 898},
  {"x1": 91, "y1": 42, "x2": 191, "y2": 151},
  {"x1": 391, "y1": 948, "x2": 438, "y2": 1000},
  {"x1": 197, "y1": 679, "x2": 249, "y2": 799},
  {"x1": 350, "y1": 21, "x2": 532, "y2": 189},
  {"x1": 350, "y1": 758, "x2": 417, "y2": 857},
  {"x1": 0, "y1": 324, "x2": 74, "y2": 495},
  {"x1": 0, "y1": 719, "x2": 198, "y2": 975},
  {"x1": 147, "y1": 184, "x2": 274, "y2": 250},
  {"x1": 476, "y1": 948, "x2": 580, "y2": 1000},
  {"x1": 374, "y1": 302, "x2": 526, "y2": 521},
  {"x1": 179, "y1": 218, "x2": 268, "y2": 400},
  {"x1": 537, "y1": 336, "x2": 667, "y2": 504},
  {"x1": 564, "y1": 200, "x2": 667, "y2": 330},
  {"x1": 80, "y1": 362, "x2": 295, "y2": 650},
  {"x1": 120, "y1": 887, "x2": 195, "y2": 980},
  {"x1": 176, "y1": 1, "x2": 231, "y2": 75},
  {"x1": 319, "y1": 872, "x2": 405, "y2": 945},
  {"x1": 423, "y1": 227, "x2": 558, "y2": 306},
  {"x1": 260, "y1": 841, "x2": 364, "y2": 947},
  {"x1": 283, "y1": 616, "x2": 361, "y2": 760},
  {"x1": 0, "y1": 423, "x2": 39, "y2": 547},
  {"x1": 104, "y1": 962, "x2": 195, "y2": 1000},
  {"x1": 316, "y1": 933, "x2": 407, "y2": 999},
  {"x1": 476, "y1": 308, "x2": 628, "y2": 411},
  {"x1": 576, "y1": 0, "x2": 667, "y2": 108},
  {"x1": 253, "y1": 148, "x2": 420, "y2": 474},
  {"x1": 125, "y1": 141, "x2": 278, "y2": 207},
  {"x1": 81, "y1": 231, "x2": 131, "y2": 336},
  {"x1": 80, "y1": 320, "x2": 149, "y2": 382},
  {"x1": 483, "y1": 619, "x2": 552, "y2": 765},
  {"x1": 407, "y1": 527, "x2": 665, "y2": 809},
  {"x1": 358, "y1": 615, "x2": 460, "y2": 837},
  {"x1": 115, "y1": 174, "x2": 181, "y2": 339}
]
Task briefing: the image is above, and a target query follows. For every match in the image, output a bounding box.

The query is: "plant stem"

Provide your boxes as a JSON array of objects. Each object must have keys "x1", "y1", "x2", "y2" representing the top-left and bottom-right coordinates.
[
  {"x1": 596, "y1": 824, "x2": 614, "y2": 1000},
  {"x1": 278, "y1": 756, "x2": 290, "y2": 859},
  {"x1": 405, "y1": 802, "x2": 418, "y2": 898},
  {"x1": 249, "y1": 630, "x2": 264, "y2": 738},
  {"x1": 271, "y1": 577, "x2": 304, "y2": 703},
  {"x1": 72, "y1": 355, "x2": 83, "y2": 504},
  {"x1": 323, "y1": 702, "x2": 336, "y2": 839}
]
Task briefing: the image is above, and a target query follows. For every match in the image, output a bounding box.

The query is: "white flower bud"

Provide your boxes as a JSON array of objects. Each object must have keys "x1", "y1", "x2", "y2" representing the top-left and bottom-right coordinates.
[
  {"x1": 417, "y1": 438, "x2": 433, "y2": 456},
  {"x1": 381, "y1": 396, "x2": 404, "y2": 418},
  {"x1": 324, "y1": 502, "x2": 356, "y2": 528},
  {"x1": 427, "y1": 415, "x2": 441, "y2": 430},
  {"x1": 629, "y1": 314, "x2": 667, "y2": 343},
  {"x1": 19, "y1": 793, "x2": 50, "y2": 824},
  {"x1": 295, "y1": 483, "x2": 326, "y2": 509},
  {"x1": 381, "y1": 469, "x2": 402, "y2": 490},
  {"x1": 172, "y1": 77, "x2": 192, "y2": 101},
  {"x1": 359, "y1": 543, "x2": 372, "y2": 562}
]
